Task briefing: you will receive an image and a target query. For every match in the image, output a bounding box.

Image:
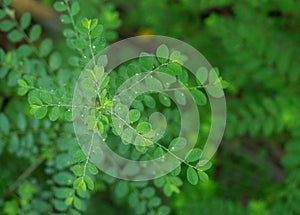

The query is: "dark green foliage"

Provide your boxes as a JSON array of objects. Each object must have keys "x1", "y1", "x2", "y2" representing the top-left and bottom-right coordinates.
[{"x1": 0, "y1": 0, "x2": 299, "y2": 214}]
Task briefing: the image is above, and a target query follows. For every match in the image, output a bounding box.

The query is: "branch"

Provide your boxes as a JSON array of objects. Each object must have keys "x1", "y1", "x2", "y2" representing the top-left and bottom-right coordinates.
[{"x1": 1, "y1": 156, "x2": 45, "y2": 197}]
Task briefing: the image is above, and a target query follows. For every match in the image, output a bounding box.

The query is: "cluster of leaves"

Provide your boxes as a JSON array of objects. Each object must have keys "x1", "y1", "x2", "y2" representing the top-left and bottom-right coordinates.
[
  {"x1": 0, "y1": 0, "x2": 224, "y2": 214},
  {"x1": 0, "y1": 0, "x2": 119, "y2": 214},
  {"x1": 1, "y1": 0, "x2": 299, "y2": 214},
  {"x1": 108, "y1": 0, "x2": 300, "y2": 214}
]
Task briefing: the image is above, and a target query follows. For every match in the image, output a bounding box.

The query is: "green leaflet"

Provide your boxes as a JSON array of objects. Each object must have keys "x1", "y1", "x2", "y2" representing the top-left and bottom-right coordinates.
[
  {"x1": 29, "y1": 25, "x2": 41, "y2": 42},
  {"x1": 128, "y1": 109, "x2": 141, "y2": 123},
  {"x1": 20, "y1": 12, "x2": 31, "y2": 30},
  {"x1": 186, "y1": 167, "x2": 198, "y2": 185},
  {"x1": 156, "y1": 44, "x2": 169, "y2": 63}
]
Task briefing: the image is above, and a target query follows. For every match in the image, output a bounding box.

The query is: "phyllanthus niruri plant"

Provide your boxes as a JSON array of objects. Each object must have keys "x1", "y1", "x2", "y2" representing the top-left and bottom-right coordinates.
[
  {"x1": 72, "y1": 36, "x2": 226, "y2": 183},
  {"x1": 0, "y1": 0, "x2": 227, "y2": 214}
]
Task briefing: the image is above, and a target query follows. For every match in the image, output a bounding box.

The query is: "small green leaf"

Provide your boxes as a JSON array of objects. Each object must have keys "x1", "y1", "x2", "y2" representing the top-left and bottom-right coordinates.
[
  {"x1": 207, "y1": 85, "x2": 224, "y2": 98},
  {"x1": 156, "y1": 44, "x2": 169, "y2": 63},
  {"x1": 0, "y1": 67, "x2": 9, "y2": 79},
  {"x1": 123, "y1": 162, "x2": 140, "y2": 176},
  {"x1": 65, "y1": 197, "x2": 73, "y2": 206},
  {"x1": 40, "y1": 91, "x2": 52, "y2": 103},
  {"x1": 90, "y1": 19, "x2": 98, "y2": 30},
  {"x1": 73, "y1": 197, "x2": 83, "y2": 211},
  {"x1": 54, "y1": 171, "x2": 73, "y2": 186},
  {"x1": 53, "y1": 1, "x2": 67, "y2": 12},
  {"x1": 136, "y1": 121, "x2": 152, "y2": 134},
  {"x1": 34, "y1": 106, "x2": 47, "y2": 119},
  {"x1": 55, "y1": 153, "x2": 72, "y2": 169},
  {"x1": 71, "y1": 165, "x2": 84, "y2": 176},
  {"x1": 81, "y1": 18, "x2": 91, "y2": 29},
  {"x1": 121, "y1": 128, "x2": 134, "y2": 143},
  {"x1": 18, "y1": 87, "x2": 29, "y2": 96},
  {"x1": 97, "y1": 55, "x2": 108, "y2": 67},
  {"x1": 73, "y1": 178, "x2": 82, "y2": 189},
  {"x1": 163, "y1": 184, "x2": 172, "y2": 197},
  {"x1": 158, "y1": 206, "x2": 171, "y2": 215},
  {"x1": 87, "y1": 163, "x2": 99, "y2": 175},
  {"x1": 28, "y1": 96, "x2": 42, "y2": 105},
  {"x1": 198, "y1": 170, "x2": 209, "y2": 182},
  {"x1": 135, "y1": 201, "x2": 146, "y2": 214},
  {"x1": 159, "y1": 94, "x2": 171, "y2": 107},
  {"x1": 90, "y1": 25, "x2": 103, "y2": 38},
  {"x1": 145, "y1": 75, "x2": 163, "y2": 91},
  {"x1": 64, "y1": 109, "x2": 73, "y2": 121},
  {"x1": 60, "y1": 14, "x2": 72, "y2": 24},
  {"x1": 84, "y1": 175, "x2": 94, "y2": 190},
  {"x1": 53, "y1": 199, "x2": 68, "y2": 211},
  {"x1": 17, "y1": 44, "x2": 33, "y2": 57},
  {"x1": 209, "y1": 69, "x2": 218, "y2": 84},
  {"x1": 196, "y1": 67, "x2": 208, "y2": 84},
  {"x1": 3, "y1": 0, "x2": 12, "y2": 6},
  {"x1": 49, "y1": 106, "x2": 60, "y2": 121},
  {"x1": 93, "y1": 66, "x2": 104, "y2": 80},
  {"x1": 187, "y1": 167, "x2": 198, "y2": 185},
  {"x1": 221, "y1": 80, "x2": 230, "y2": 89},
  {"x1": 185, "y1": 148, "x2": 202, "y2": 162},
  {"x1": 0, "y1": 20, "x2": 15, "y2": 32},
  {"x1": 78, "y1": 180, "x2": 87, "y2": 193},
  {"x1": 134, "y1": 135, "x2": 147, "y2": 148},
  {"x1": 128, "y1": 109, "x2": 141, "y2": 123},
  {"x1": 139, "y1": 52, "x2": 154, "y2": 71},
  {"x1": 169, "y1": 176, "x2": 183, "y2": 186},
  {"x1": 153, "y1": 177, "x2": 164, "y2": 188},
  {"x1": 8, "y1": 30, "x2": 23, "y2": 42},
  {"x1": 171, "y1": 165, "x2": 181, "y2": 176},
  {"x1": 143, "y1": 95, "x2": 156, "y2": 108},
  {"x1": 39, "y1": 39, "x2": 53, "y2": 57},
  {"x1": 71, "y1": 2, "x2": 80, "y2": 15},
  {"x1": 17, "y1": 79, "x2": 28, "y2": 88},
  {"x1": 0, "y1": 10, "x2": 5, "y2": 19},
  {"x1": 191, "y1": 89, "x2": 207, "y2": 106},
  {"x1": 20, "y1": 12, "x2": 31, "y2": 30},
  {"x1": 170, "y1": 50, "x2": 186, "y2": 64},
  {"x1": 174, "y1": 90, "x2": 186, "y2": 105},
  {"x1": 197, "y1": 160, "x2": 212, "y2": 171},
  {"x1": 169, "y1": 137, "x2": 186, "y2": 151},
  {"x1": 167, "y1": 62, "x2": 182, "y2": 75},
  {"x1": 49, "y1": 52, "x2": 62, "y2": 71},
  {"x1": 141, "y1": 187, "x2": 155, "y2": 198},
  {"x1": 115, "y1": 181, "x2": 128, "y2": 198},
  {"x1": 54, "y1": 187, "x2": 73, "y2": 199},
  {"x1": 63, "y1": 28, "x2": 75, "y2": 38},
  {"x1": 29, "y1": 25, "x2": 41, "y2": 42},
  {"x1": 0, "y1": 113, "x2": 10, "y2": 135},
  {"x1": 148, "y1": 197, "x2": 161, "y2": 207}
]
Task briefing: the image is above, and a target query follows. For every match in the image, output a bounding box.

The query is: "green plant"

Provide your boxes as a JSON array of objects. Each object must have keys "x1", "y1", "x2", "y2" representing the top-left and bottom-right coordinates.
[
  {"x1": 0, "y1": 0, "x2": 225, "y2": 214},
  {"x1": 1, "y1": 0, "x2": 299, "y2": 214}
]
